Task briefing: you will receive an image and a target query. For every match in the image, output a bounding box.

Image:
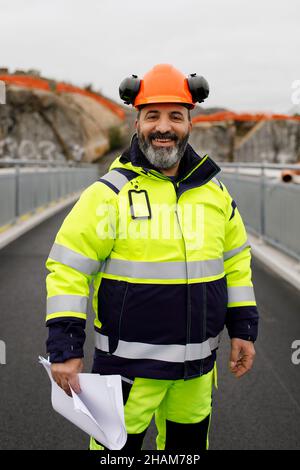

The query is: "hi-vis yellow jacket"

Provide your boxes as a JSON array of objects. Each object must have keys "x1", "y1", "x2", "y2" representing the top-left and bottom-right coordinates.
[{"x1": 45, "y1": 135, "x2": 259, "y2": 380}]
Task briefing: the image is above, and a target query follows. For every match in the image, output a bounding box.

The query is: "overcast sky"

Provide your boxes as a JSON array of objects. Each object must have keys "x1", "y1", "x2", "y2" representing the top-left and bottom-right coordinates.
[{"x1": 0, "y1": 0, "x2": 299, "y2": 112}]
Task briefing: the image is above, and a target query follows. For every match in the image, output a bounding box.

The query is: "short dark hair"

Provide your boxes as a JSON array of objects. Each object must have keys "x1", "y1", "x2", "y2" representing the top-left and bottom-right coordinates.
[{"x1": 137, "y1": 105, "x2": 191, "y2": 122}]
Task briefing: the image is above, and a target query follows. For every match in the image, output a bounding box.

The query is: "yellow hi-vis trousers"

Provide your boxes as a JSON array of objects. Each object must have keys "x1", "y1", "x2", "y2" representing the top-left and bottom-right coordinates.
[{"x1": 90, "y1": 363, "x2": 218, "y2": 451}]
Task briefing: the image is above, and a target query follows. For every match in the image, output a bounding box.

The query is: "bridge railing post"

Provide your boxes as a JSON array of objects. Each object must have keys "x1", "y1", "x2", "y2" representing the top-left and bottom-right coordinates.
[
  {"x1": 15, "y1": 163, "x2": 20, "y2": 220},
  {"x1": 260, "y1": 162, "x2": 266, "y2": 239}
]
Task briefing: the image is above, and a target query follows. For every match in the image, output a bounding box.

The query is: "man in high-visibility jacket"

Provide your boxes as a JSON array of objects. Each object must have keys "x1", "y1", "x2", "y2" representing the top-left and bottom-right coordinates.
[{"x1": 46, "y1": 64, "x2": 259, "y2": 451}]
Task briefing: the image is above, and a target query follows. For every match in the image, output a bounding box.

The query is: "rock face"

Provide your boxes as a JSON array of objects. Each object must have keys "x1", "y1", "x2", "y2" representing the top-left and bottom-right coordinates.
[
  {"x1": 2, "y1": 78, "x2": 298, "y2": 165},
  {"x1": 0, "y1": 79, "x2": 127, "y2": 163},
  {"x1": 189, "y1": 122, "x2": 236, "y2": 161},
  {"x1": 189, "y1": 118, "x2": 300, "y2": 163},
  {"x1": 234, "y1": 120, "x2": 300, "y2": 163}
]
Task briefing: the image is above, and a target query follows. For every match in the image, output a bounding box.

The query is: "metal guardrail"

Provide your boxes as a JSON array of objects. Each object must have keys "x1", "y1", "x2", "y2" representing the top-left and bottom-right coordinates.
[
  {"x1": 219, "y1": 163, "x2": 300, "y2": 261},
  {"x1": 1, "y1": 159, "x2": 299, "y2": 261},
  {"x1": 0, "y1": 159, "x2": 100, "y2": 229}
]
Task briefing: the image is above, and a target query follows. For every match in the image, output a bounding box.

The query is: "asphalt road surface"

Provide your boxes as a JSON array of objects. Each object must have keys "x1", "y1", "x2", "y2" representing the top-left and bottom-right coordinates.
[{"x1": 0, "y1": 156, "x2": 299, "y2": 450}]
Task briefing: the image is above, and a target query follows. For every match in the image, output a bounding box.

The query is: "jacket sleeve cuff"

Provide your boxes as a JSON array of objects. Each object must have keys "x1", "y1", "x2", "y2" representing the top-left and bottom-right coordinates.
[
  {"x1": 225, "y1": 305, "x2": 259, "y2": 342},
  {"x1": 46, "y1": 319, "x2": 86, "y2": 363}
]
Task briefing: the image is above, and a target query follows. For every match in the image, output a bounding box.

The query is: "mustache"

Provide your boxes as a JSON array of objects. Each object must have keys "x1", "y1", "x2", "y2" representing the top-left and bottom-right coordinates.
[{"x1": 148, "y1": 131, "x2": 178, "y2": 142}]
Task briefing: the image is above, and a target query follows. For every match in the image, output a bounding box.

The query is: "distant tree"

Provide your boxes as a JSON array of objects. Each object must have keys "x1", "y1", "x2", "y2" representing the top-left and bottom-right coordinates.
[
  {"x1": 27, "y1": 69, "x2": 41, "y2": 77},
  {"x1": 108, "y1": 126, "x2": 123, "y2": 150},
  {"x1": 84, "y1": 83, "x2": 94, "y2": 93}
]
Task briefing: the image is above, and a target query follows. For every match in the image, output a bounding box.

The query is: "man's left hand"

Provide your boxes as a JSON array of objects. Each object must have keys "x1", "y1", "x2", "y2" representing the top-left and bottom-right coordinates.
[{"x1": 229, "y1": 338, "x2": 256, "y2": 378}]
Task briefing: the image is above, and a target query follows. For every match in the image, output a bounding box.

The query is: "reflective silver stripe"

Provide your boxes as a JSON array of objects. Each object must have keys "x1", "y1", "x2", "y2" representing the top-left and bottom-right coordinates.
[
  {"x1": 47, "y1": 295, "x2": 88, "y2": 314},
  {"x1": 95, "y1": 332, "x2": 220, "y2": 363},
  {"x1": 102, "y1": 258, "x2": 224, "y2": 280},
  {"x1": 100, "y1": 170, "x2": 131, "y2": 192},
  {"x1": 121, "y1": 376, "x2": 134, "y2": 385},
  {"x1": 187, "y1": 259, "x2": 224, "y2": 278},
  {"x1": 224, "y1": 240, "x2": 250, "y2": 261},
  {"x1": 49, "y1": 243, "x2": 100, "y2": 275},
  {"x1": 185, "y1": 336, "x2": 220, "y2": 361},
  {"x1": 95, "y1": 332, "x2": 109, "y2": 351},
  {"x1": 211, "y1": 177, "x2": 221, "y2": 188},
  {"x1": 228, "y1": 286, "x2": 256, "y2": 304}
]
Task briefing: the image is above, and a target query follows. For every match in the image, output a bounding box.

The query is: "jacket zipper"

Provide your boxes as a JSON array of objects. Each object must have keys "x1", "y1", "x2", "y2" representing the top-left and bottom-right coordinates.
[
  {"x1": 171, "y1": 181, "x2": 192, "y2": 380},
  {"x1": 117, "y1": 283, "x2": 129, "y2": 354},
  {"x1": 149, "y1": 170, "x2": 211, "y2": 379},
  {"x1": 200, "y1": 283, "x2": 207, "y2": 377}
]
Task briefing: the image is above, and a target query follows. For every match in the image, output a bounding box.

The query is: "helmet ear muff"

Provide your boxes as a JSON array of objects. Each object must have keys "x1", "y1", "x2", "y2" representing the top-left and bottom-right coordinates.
[
  {"x1": 119, "y1": 74, "x2": 141, "y2": 105},
  {"x1": 187, "y1": 74, "x2": 209, "y2": 103}
]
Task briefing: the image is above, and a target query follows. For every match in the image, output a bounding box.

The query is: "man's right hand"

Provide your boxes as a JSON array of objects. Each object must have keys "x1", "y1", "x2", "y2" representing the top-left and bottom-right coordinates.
[{"x1": 51, "y1": 358, "x2": 83, "y2": 397}]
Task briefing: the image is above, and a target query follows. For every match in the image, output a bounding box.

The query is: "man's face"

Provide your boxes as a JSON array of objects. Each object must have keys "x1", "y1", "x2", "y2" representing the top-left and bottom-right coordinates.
[{"x1": 135, "y1": 103, "x2": 192, "y2": 170}]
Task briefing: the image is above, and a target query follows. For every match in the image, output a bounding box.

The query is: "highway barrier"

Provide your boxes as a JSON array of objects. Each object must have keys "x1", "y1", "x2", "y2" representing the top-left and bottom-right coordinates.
[{"x1": 0, "y1": 159, "x2": 100, "y2": 231}]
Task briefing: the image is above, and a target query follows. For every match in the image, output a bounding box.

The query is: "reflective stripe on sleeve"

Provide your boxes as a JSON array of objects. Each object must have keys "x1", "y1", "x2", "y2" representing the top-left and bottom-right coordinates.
[
  {"x1": 48, "y1": 243, "x2": 100, "y2": 275},
  {"x1": 228, "y1": 286, "x2": 256, "y2": 304},
  {"x1": 211, "y1": 177, "x2": 223, "y2": 190},
  {"x1": 224, "y1": 240, "x2": 250, "y2": 261},
  {"x1": 102, "y1": 258, "x2": 224, "y2": 280},
  {"x1": 46, "y1": 295, "x2": 88, "y2": 315},
  {"x1": 95, "y1": 332, "x2": 220, "y2": 363},
  {"x1": 224, "y1": 240, "x2": 251, "y2": 261},
  {"x1": 100, "y1": 170, "x2": 132, "y2": 192}
]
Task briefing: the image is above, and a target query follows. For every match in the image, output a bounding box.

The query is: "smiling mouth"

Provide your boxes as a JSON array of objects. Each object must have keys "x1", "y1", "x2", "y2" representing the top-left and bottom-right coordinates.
[{"x1": 152, "y1": 138, "x2": 175, "y2": 147}]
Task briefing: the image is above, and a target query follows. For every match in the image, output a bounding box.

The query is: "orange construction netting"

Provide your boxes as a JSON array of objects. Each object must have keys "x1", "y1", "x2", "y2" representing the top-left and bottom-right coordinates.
[
  {"x1": 192, "y1": 111, "x2": 300, "y2": 123},
  {"x1": 0, "y1": 74, "x2": 125, "y2": 120}
]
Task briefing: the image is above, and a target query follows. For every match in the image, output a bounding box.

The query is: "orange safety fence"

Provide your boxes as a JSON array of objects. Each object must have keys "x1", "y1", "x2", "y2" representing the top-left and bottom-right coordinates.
[
  {"x1": 0, "y1": 74, "x2": 125, "y2": 120},
  {"x1": 192, "y1": 111, "x2": 300, "y2": 123}
]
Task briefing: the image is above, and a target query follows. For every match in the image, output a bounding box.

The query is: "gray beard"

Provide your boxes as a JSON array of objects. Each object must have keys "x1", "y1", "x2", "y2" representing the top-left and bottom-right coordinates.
[{"x1": 137, "y1": 132, "x2": 189, "y2": 170}]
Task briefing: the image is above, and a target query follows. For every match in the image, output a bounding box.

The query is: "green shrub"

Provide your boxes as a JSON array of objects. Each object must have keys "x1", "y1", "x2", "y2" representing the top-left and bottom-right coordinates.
[{"x1": 108, "y1": 126, "x2": 123, "y2": 150}]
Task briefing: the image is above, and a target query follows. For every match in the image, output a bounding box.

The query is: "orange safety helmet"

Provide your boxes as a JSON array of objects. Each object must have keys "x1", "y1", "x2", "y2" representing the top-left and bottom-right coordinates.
[{"x1": 119, "y1": 64, "x2": 209, "y2": 109}]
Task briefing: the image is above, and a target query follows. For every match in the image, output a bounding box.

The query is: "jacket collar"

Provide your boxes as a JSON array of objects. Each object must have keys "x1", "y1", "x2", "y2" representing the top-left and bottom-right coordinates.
[{"x1": 116, "y1": 133, "x2": 221, "y2": 187}]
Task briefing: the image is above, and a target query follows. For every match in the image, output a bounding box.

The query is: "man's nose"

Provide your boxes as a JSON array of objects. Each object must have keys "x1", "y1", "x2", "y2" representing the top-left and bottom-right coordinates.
[{"x1": 154, "y1": 117, "x2": 172, "y2": 134}]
